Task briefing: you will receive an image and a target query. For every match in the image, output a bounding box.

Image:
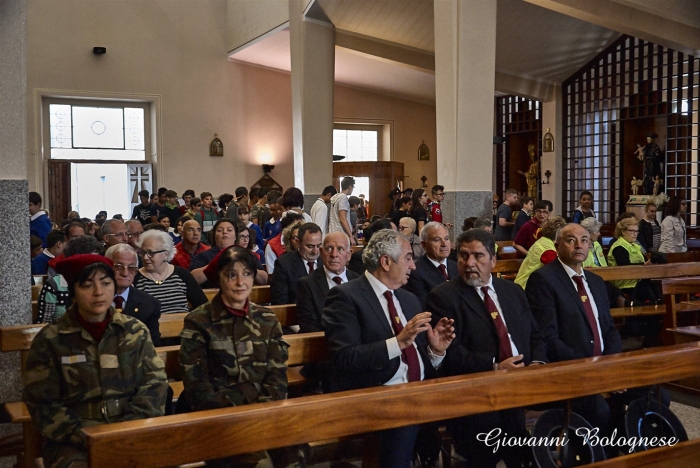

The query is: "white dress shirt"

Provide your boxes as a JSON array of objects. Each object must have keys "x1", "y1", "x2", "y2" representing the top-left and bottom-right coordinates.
[
  {"x1": 324, "y1": 266, "x2": 348, "y2": 289},
  {"x1": 426, "y1": 256, "x2": 449, "y2": 279},
  {"x1": 363, "y1": 271, "x2": 444, "y2": 385}
]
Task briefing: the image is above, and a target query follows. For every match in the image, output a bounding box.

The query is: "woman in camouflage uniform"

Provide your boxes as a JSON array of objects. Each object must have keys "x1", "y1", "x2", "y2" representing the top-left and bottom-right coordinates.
[
  {"x1": 179, "y1": 246, "x2": 304, "y2": 467},
  {"x1": 23, "y1": 254, "x2": 168, "y2": 468}
]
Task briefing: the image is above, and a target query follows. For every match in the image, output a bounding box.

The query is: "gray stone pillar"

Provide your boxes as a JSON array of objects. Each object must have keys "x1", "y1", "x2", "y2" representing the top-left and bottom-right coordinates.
[
  {"x1": 289, "y1": 0, "x2": 334, "y2": 207},
  {"x1": 0, "y1": 0, "x2": 29, "y2": 465},
  {"x1": 434, "y1": 0, "x2": 497, "y2": 236}
]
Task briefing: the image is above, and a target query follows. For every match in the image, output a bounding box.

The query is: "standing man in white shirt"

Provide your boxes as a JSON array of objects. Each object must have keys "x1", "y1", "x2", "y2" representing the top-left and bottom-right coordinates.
[
  {"x1": 310, "y1": 185, "x2": 337, "y2": 238},
  {"x1": 328, "y1": 176, "x2": 356, "y2": 246}
]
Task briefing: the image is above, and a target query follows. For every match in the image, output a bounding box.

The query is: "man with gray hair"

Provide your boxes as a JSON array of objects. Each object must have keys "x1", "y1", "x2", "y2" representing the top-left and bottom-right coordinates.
[
  {"x1": 426, "y1": 229, "x2": 546, "y2": 467},
  {"x1": 397, "y1": 216, "x2": 424, "y2": 259},
  {"x1": 322, "y1": 229, "x2": 455, "y2": 467},
  {"x1": 101, "y1": 218, "x2": 128, "y2": 249},
  {"x1": 404, "y1": 221, "x2": 457, "y2": 308},
  {"x1": 105, "y1": 244, "x2": 162, "y2": 346}
]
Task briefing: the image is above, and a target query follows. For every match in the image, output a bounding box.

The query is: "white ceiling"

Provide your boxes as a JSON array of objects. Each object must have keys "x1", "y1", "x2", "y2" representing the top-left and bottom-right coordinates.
[{"x1": 229, "y1": 0, "x2": 625, "y2": 104}]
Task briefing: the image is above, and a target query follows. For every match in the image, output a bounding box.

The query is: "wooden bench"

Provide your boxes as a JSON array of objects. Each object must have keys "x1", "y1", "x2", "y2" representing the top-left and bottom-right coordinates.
[
  {"x1": 30, "y1": 285, "x2": 42, "y2": 302},
  {"x1": 158, "y1": 305, "x2": 297, "y2": 337},
  {"x1": 1, "y1": 322, "x2": 325, "y2": 468},
  {"x1": 662, "y1": 277, "x2": 700, "y2": 344},
  {"x1": 588, "y1": 438, "x2": 700, "y2": 467},
  {"x1": 204, "y1": 285, "x2": 271, "y2": 305},
  {"x1": 82, "y1": 343, "x2": 700, "y2": 467},
  {"x1": 586, "y1": 261, "x2": 700, "y2": 283},
  {"x1": 493, "y1": 258, "x2": 523, "y2": 280}
]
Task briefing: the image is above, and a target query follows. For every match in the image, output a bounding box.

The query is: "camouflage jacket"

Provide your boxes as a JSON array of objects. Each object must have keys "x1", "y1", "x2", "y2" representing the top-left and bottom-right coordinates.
[
  {"x1": 23, "y1": 306, "x2": 168, "y2": 450},
  {"x1": 179, "y1": 293, "x2": 289, "y2": 411}
]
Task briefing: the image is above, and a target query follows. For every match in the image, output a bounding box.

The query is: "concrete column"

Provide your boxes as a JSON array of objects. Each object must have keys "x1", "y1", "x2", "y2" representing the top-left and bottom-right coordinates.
[
  {"x1": 434, "y1": 0, "x2": 497, "y2": 234},
  {"x1": 0, "y1": 0, "x2": 29, "y2": 464},
  {"x1": 541, "y1": 85, "x2": 563, "y2": 215},
  {"x1": 289, "y1": 0, "x2": 335, "y2": 211}
]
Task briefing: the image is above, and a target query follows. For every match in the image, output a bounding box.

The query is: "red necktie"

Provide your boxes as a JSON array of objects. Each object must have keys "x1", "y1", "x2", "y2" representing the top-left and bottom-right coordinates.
[
  {"x1": 480, "y1": 287, "x2": 513, "y2": 360},
  {"x1": 307, "y1": 261, "x2": 315, "y2": 273},
  {"x1": 572, "y1": 275, "x2": 602, "y2": 356},
  {"x1": 113, "y1": 295, "x2": 124, "y2": 311},
  {"x1": 332, "y1": 276, "x2": 342, "y2": 285},
  {"x1": 438, "y1": 264, "x2": 449, "y2": 280},
  {"x1": 383, "y1": 290, "x2": 421, "y2": 382}
]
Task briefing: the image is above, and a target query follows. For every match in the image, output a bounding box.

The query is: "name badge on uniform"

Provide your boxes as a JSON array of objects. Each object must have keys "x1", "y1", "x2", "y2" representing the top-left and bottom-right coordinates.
[
  {"x1": 61, "y1": 355, "x2": 86, "y2": 364},
  {"x1": 100, "y1": 354, "x2": 119, "y2": 369}
]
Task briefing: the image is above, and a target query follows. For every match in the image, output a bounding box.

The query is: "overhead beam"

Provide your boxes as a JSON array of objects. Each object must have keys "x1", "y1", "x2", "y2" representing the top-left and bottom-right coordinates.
[
  {"x1": 335, "y1": 30, "x2": 435, "y2": 72},
  {"x1": 524, "y1": 0, "x2": 700, "y2": 57},
  {"x1": 495, "y1": 71, "x2": 555, "y2": 102}
]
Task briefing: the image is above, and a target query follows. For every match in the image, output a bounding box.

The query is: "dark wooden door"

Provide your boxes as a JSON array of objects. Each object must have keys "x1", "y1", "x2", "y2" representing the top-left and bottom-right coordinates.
[{"x1": 47, "y1": 160, "x2": 71, "y2": 221}]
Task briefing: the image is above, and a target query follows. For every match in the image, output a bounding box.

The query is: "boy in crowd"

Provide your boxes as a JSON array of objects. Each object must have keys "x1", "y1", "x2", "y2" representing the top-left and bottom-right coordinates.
[{"x1": 29, "y1": 192, "x2": 52, "y2": 245}]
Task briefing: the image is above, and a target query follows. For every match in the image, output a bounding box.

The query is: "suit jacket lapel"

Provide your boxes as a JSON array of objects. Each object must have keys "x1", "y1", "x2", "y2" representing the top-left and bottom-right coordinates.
[
  {"x1": 358, "y1": 275, "x2": 393, "y2": 338},
  {"x1": 313, "y1": 268, "x2": 330, "y2": 295},
  {"x1": 552, "y1": 260, "x2": 589, "y2": 320},
  {"x1": 458, "y1": 279, "x2": 497, "y2": 333}
]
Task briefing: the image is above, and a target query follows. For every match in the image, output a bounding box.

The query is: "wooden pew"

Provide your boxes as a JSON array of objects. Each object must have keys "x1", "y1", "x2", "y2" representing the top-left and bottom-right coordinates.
[
  {"x1": 588, "y1": 438, "x2": 700, "y2": 467},
  {"x1": 493, "y1": 259, "x2": 523, "y2": 281},
  {"x1": 585, "y1": 261, "x2": 700, "y2": 283},
  {"x1": 30, "y1": 285, "x2": 42, "y2": 302},
  {"x1": 82, "y1": 343, "x2": 700, "y2": 467},
  {"x1": 661, "y1": 277, "x2": 700, "y2": 344},
  {"x1": 204, "y1": 285, "x2": 272, "y2": 305},
  {"x1": 1, "y1": 322, "x2": 322, "y2": 468}
]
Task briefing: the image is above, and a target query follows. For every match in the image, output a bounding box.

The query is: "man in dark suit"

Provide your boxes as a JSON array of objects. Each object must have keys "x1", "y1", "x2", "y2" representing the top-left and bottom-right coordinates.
[
  {"x1": 526, "y1": 223, "x2": 622, "y2": 432},
  {"x1": 296, "y1": 231, "x2": 359, "y2": 333},
  {"x1": 322, "y1": 229, "x2": 454, "y2": 468},
  {"x1": 404, "y1": 221, "x2": 458, "y2": 307},
  {"x1": 105, "y1": 244, "x2": 162, "y2": 346},
  {"x1": 270, "y1": 222, "x2": 322, "y2": 305},
  {"x1": 427, "y1": 229, "x2": 546, "y2": 467}
]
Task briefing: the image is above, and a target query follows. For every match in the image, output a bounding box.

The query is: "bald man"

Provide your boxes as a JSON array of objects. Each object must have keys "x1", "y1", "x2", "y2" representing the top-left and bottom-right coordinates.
[
  {"x1": 296, "y1": 231, "x2": 360, "y2": 333},
  {"x1": 171, "y1": 219, "x2": 210, "y2": 269}
]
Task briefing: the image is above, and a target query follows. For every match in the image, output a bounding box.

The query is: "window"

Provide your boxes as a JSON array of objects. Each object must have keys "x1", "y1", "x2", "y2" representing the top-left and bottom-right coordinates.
[
  {"x1": 49, "y1": 103, "x2": 146, "y2": 161},
  {"x1": 333, "y1": 129, "x2": 378, "y2": 162}
]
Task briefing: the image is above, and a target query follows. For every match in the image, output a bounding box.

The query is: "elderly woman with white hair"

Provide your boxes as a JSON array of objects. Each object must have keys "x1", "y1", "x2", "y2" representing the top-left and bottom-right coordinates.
[
  {"x1": 580, "y1": 217, "x2": 607, "y2": 267},
  {"x1": 134, "y1": 230, "x2": 208, "y2": 314}
]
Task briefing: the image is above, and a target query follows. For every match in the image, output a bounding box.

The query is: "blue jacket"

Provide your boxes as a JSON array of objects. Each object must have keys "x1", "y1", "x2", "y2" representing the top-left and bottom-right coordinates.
[{"x1": 30, "y1": 212, "x2": 52, "y2": 245}]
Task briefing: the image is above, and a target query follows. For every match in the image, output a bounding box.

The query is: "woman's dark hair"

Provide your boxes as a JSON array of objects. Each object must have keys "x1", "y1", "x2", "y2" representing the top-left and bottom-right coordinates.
[
  {"x1": 364, "y1": 218, "x2": 394, "y2": 244},
  {"x1": 236, "y1": 223, "x2": 257, "y2": 252},
  {"x1": 175, "y1": 216, "x2": 190, "y2": 230},
  {"x1": 208, "y1": 218, "x2": 238, "y2": 246},
  {"x1": 395, "y1": 195, "x2": 412, "y2": 210},
  {"x1": 69, "y1": 262, "x2": 115, "y2": 299},
  {"x1": 63, "y1": 235, "x2": 101, "y2": 256},
  {"x1": 217, "y1": 246, "x2": 257, "y2": 284},
  {"x1": 281, "y1": 187, "x2": 305, "y2": 209},
  {"x1": 218, "y1": 193, "x2": 234, "y2": 211},
  {"x1": 664, "y1": 196, "x2": 684, "y2": 217},
  {"x1": 280, "y1": 211, "x2": 304, "y2": 230},
  {"x1": 462, "y1": 217, "x2": 477, "y2": 232},
  {"x1": 409, "y1": 188, "x2": 426, "y2": 215}
]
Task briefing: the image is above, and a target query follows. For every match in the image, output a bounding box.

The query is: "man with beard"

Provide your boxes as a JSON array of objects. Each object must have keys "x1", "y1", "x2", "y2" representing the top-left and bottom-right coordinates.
[{"x1": 426, "y1": 229, "x2": 546, "y2": 467}]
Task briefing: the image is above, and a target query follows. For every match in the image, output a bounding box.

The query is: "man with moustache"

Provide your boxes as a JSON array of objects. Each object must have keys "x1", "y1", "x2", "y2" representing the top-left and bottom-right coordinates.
[
  {"x1": 171, "y1": 219, "x2": 210, "y2": 270},
  {"x1": 404, "y1": 221, "x2": 457, "y2": 308},
  {"x1": 105, "y1": 244, "x2": 162, "y2": 346},
  {"x1": 322, "y1": 229, "x2": 454, "y2": 467},
  {"x1": 426, "y1": 229, "x2": 546, "y2": 467}
]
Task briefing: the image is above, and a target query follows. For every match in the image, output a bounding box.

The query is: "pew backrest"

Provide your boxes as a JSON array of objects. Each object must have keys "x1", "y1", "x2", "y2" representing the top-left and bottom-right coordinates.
[
  {"x1": 204, "y1": 285, "x2": 272, "y2": 305},
  {"x1": 586, "y1": 261, "x2": 700, "y2": 283}
]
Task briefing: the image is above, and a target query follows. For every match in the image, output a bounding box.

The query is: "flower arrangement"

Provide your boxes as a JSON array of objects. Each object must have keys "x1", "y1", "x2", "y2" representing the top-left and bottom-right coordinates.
[{"x1": 650, "y1": 192, "x2": 669, "y2": 211}]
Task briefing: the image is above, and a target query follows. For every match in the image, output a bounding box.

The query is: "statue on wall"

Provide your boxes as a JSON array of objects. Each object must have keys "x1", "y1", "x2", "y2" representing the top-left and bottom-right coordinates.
[
  {"x1": 636, "y1": 132, "x2": 663, "y2": 195},
  {"x1": 653, "y1": 175, "x2": 664, "y2": 196},
  {"x1": 518, "y1": 144, "x2": 539, "y2": 199}
]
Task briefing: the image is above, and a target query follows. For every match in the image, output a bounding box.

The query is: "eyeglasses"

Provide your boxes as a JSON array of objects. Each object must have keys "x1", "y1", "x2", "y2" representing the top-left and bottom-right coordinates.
[
  {"x1": 113, "y1": 263, "x2": 139, "y2": 272},
  {"x1": 434, "y1": 192, "x2": 445, "y2": 197},
  {"x1": 238, "y1": 234, "x2": 250, "y2": 240},
  {"x1": 535, "y1": 210, "x2": 550, "y2": 215},
  {"x1": 107, "y1": 232, "x2": 128, "y2": 238},
  {"x1": 138, "y1": 249, "x2": 167, "y2": 258},
  {"x1": 398, "y1": 226, "x2": 410, "y2": 231},
  {"x1": 626, "y1": 229, "x2": 639, "y2": 234},
  {"x1": 127, "y1": 232, "x2": 141, "y2": 238}
]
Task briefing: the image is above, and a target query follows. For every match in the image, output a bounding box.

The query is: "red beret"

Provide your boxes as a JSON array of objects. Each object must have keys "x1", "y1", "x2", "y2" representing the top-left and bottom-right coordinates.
[
  {"x1": 203, "y1": 245, "x2": 244, "y2": 286},
  {"x1": 55, "y1": 254, "x2": 113, "y2": 287}
]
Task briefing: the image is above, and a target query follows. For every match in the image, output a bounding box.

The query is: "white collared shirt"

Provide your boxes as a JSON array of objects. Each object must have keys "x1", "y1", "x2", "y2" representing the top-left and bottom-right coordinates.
[
  {"x1": 303, "y1": 259, "x2": 318, "y2": 274},
  {"x1": 557, "y1": 258, "x2": 605, "y2": 352},
  {"x1": 473, "y1": 276, "x2": 520, "y2": 357},
  {"x1": 324, "y1": 266, "x2": 348, "y2": 289},
  {"x1": 363, "y1": 271, "x2": 444, "y2": 385}
]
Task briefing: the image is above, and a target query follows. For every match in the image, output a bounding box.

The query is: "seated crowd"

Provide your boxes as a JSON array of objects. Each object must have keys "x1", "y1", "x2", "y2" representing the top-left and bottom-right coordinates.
[{"x1": 22, "y1": 183, "x2": 689, "y2": 467}]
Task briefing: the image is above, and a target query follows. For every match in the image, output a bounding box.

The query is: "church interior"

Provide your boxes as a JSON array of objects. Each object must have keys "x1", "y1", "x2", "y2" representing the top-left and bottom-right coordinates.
[{"x1": 1, "y1": 0, "x2": 700, "y2": 466}]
